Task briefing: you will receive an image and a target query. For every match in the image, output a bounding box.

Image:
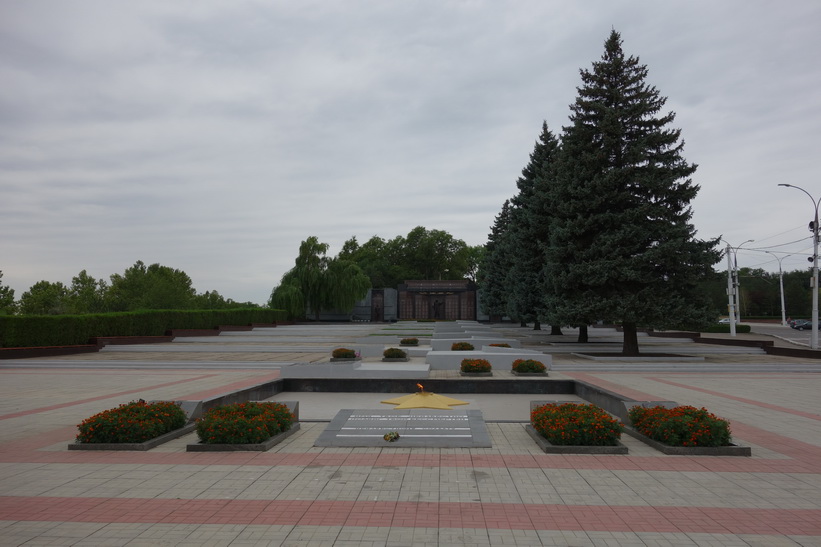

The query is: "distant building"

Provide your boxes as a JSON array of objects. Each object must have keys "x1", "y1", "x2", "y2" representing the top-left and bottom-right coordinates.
[{"x1": 397, "y1": 280, "x2": 477, "y2": 321}]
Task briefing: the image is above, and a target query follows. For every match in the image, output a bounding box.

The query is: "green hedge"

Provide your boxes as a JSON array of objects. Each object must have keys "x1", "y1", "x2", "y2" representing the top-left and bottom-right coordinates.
[
  {"x1": 704, "y1": 324, "x2": 752, "y2": 334},
  {"x1": 0, "y1": 309, "x2": 287, "y2": 348}
]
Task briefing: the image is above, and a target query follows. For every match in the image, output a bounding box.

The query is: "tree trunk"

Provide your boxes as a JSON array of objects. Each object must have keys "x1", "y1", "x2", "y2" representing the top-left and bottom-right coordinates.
[
  {"x1": 577, "y1": 324, "x2": 588, "y2": 343},
  {"x1": 533, "y1": 320, "x2": 541, "y2": 331},
  {"x1": 622, "y1": 322, "x2": 640, "y2": 355},
  {"x1": 550, "y1": 325, "x2": 563, "y2": 335}
]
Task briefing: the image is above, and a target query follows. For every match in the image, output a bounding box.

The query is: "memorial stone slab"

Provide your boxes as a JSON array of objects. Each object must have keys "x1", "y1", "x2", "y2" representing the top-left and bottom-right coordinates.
[{"x1": 314, "y1": 408, "x2": 491, "y2": 448}]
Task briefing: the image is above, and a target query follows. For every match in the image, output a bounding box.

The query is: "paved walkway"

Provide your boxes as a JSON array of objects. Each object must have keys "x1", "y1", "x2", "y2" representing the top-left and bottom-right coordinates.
[{"x1": 0, "y1": 323, "x2": 820, "y2": 546}]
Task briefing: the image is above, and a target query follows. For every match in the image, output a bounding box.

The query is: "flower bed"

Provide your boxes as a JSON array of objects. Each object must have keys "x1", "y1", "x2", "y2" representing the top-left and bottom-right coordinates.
[
  {"x1": 626, "y1": 405, "x2": 750, "y2": 456},
  {"x1": 400, "y1": 338, "x2": 419, "y2": 346},
  {"x1": 71, "y1": 400, "x2": 189, "y2": 450},
  {"x1": 451, "y1": 342, "x2": 474, "y2": 351},
  {"x1": 511, "y1": 358, "x2": 547, "y2": 374},
  {"x1": 331, "y1": 347, "x2": 359, "y2": 361},
  {"x1": 460, "y1": 358, "x2": 491, "y2": 376},
  {"x1": 188, "y1": 402, "x2": 298, "y2": 452},
  {"x1": 383, "y1": 347, "x2": 408, "y2": 360},
  {"x1": 488, "y1": 343, "x2": 511, "y2": 348},
  {"x1": 529, "y1": 403, "x2": 625, "y2": 453}
]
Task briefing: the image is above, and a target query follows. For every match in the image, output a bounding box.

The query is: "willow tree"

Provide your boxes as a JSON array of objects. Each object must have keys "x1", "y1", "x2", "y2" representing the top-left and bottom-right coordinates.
[{"x1": 269, "y1": 236, "x2": 371, "y2": 320}]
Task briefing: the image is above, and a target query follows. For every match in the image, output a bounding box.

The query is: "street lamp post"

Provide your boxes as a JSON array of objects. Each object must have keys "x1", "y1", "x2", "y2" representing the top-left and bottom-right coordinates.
[
  {"x1": 764, "y1": 251, "x2": 792, "y2": 327},
  {"x1": 721, "y1": 239, "x2": 753, "y2": 336},
  {"x1": 778, "y1": 183, "x2": 820, "y2": 350}
]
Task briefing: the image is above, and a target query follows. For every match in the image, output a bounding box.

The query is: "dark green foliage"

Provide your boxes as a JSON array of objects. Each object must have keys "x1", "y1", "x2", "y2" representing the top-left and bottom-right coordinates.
[
  {"x1": 339, "y1": 228, "x2": 481, "y2": 288},
  {"x1": 383, "y1": 347, "x2": 407, "y2": 358},
  {"x1": 399, "y1": 337, "x2": 419, "y2": 345},
  {"x1": 76, "y1": 400, "x2": 187, "y2": 444},
  {"x1": 701, "y1": 267, "x2": 815, "y2": 319},
  {"x1": 478, "y1": 201, "x2": 513, "y2": 319},
  {"x1": 704, "y1": 324, "x2": 752, "y2": 334},
  {"x1": 10, "y1": 262, "x2": 257, "y2": 316},
  {"x1": 107, "y1": 261, "x2": 197, "y2": 311},
  {"x1": 0, "y1": 271, "x2": 16, "y2": 315},
  {"x1": 628, "y1": 405, "x2": 731, "y2": 447},
  {"x1": 18, "y1": 280, "x2": 68, "y2": 315},
  {"x1": 506, "y1": 123, "x2": 560, "y2": 329},
  {"x1": 531, "y1": 403, "x2": 623, "y2": 446},
  {"x1": 545, "y1": 30, "x2": 720, "y2": 354},
  {"x1": 196, "y1": 402, "x2": 295, "y2": 444},
  {"x1": 460, "y1": 358, "x2": 491, "y2": 372},
  {"x1": 451, "y1": 342, "x2": 474, "y2": 351},
  {"x1": 270, "y1": 236, "x2": 371, "y2": 320},
  {"x1": 511, "y1": 358, "x2": 546, "y2": 373},
  {"x1": 0, "y1": 309, "x2": 285, "y2": 348},
  {"x1": 332, "y1": 347, "x2": 357, "y2": 358}
]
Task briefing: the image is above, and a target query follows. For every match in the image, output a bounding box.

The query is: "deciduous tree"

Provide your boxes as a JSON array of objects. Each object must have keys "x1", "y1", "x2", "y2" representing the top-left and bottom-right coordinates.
[
  {"x1": 0, "y1": 271, "x2": 15, "y2": 315},
  {"x1": 269, "y1": 236, "x2": 371, "y2": 320},
  {"x1": 18, "y1": 280, "x2": 68, "y2": 315}
]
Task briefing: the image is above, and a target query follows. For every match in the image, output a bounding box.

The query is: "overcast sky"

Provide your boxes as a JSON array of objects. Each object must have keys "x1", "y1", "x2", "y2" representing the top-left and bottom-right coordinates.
[{"x1": 2, "y1": 1, "x2": 820, "y2": 305}]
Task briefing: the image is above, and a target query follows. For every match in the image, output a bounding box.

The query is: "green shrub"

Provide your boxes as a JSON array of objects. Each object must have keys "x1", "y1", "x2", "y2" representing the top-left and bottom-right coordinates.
[
  {"x1": 383, "y1": 347, "x2": 407, "y2": 358},
  {"x1": 460, "y1": 358, "x2": 491, "y2": 372},
  {"x1": 332, "y1": 347, "x2": 357, "y2": 358},
  {"x1": 0, "y1": 309, "x2": 287, "y2": 348},
  {"x1": 400, "y1": 337, "x2": 419, "y2": 345},
  {"x1": 196, "y1": 402, "x2": 295, "y2": 444},
  {"x1": 451, "y1": 342, "x2": 474, "y2": 351},
  {"x1": 704, "y1": 324, "x2": 751, "y2": 334},
  {"x1": 531, "y1": 403, "x2": 623, "y2": 446},
  {"x1": 628, "y1": 405, "x2": 731, "y2": 447},
  {"x1": 76, "y1": 400, "x2": 186, "y2": 444},
  {"x1": 511, "y1": 358, "x2": 546, "y2": 373}
]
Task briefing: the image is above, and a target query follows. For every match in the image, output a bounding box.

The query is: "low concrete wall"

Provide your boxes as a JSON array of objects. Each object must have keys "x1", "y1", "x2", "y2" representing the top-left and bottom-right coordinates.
[{"x1": 280, "y1": 377, "x2": 575, "y2": 395}]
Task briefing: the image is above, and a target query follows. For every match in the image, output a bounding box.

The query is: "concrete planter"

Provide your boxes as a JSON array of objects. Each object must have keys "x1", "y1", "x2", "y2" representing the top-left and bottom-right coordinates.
[
  {"x1": 186, "y1": 424, "x2": 301, "y2": 452},
  {"x1": 68, "y1": 423, "x2": 197, "y2": 451},
  {"x1": 512, "y1": 371, "x2": 548, "y2": 376},
  {"x1": 330, "y1": 357, "x2": 360, "y2": 362},
  {"x1": 526, "y1": 425, "x2": 628, "y2": 454},
  {"x1": 623, "y1": 427, "x2": 751, "y2": 456},
  {"x1": 382, "y1": 357, "x2": 410, "y2": 362},
  {"x1": 459, "y1": 371, "x2": 492, "y2": 377}
]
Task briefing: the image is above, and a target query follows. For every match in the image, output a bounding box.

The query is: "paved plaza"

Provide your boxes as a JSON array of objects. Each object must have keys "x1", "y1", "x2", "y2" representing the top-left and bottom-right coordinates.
[{"x1": 1, "y1": 322, "x2": 820, "y2": 546}]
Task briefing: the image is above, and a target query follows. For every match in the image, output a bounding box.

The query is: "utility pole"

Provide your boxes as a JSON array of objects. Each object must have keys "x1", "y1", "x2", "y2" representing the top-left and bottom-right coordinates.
[
  {"x1": 725, "y1": 243, "x2": 736, "y2": 336},
  {"x1": 779, "y1": 184, "x2": 820, "y2": 350}
]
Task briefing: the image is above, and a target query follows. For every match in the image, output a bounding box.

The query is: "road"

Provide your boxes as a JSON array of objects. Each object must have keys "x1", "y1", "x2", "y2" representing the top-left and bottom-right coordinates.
[{"x1": 746, "y1": 321, "x2": 815, "y2": 346}]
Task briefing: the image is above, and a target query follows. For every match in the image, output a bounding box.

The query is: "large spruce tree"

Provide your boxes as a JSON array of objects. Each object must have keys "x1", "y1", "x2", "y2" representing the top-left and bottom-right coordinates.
[{"x1": 546, "y1": 30, "x2": 720, "y2": 355}]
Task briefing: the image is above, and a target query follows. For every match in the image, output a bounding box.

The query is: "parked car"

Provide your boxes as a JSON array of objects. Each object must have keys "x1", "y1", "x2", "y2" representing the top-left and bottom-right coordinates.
[{"x1": 790, "y1": 319, "x2": 815, "y2": 330}]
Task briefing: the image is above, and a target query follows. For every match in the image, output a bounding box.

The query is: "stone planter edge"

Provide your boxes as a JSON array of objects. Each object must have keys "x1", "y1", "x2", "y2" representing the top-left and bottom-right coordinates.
[
  {"x1": 459, "y1": 371, "x2": 493, "y2": 377},
  {"x1": 186, "y1": 423, "x2": 301, "y2": 452},
  {"x1": 511, "y1": 371, "x2": 548, "y2": 376},
  {"x1": 525, "y1": 424, "x2": 628, "y2": 455},
  {"x1": 68, "y1": 423, "x2": 197, "y2": 451},
  {"x1": 622, "y1": 427, "x2": 751, "y2": 456}
]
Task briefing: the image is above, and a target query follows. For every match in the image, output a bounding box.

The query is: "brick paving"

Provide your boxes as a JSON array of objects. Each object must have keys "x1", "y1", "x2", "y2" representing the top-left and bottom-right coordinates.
[{"x1": 0, "y1": 323, "x2": 820, "y2": 546}]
